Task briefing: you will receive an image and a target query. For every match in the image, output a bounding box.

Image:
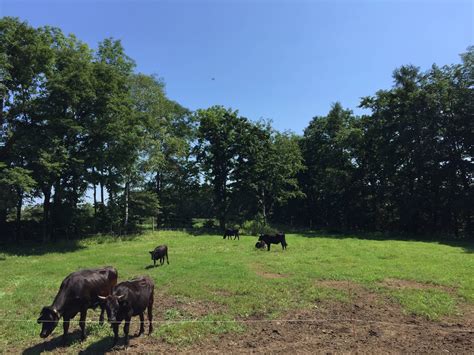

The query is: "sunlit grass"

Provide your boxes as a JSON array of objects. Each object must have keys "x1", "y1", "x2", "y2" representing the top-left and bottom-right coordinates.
[{"x1": 0, "y1": 231, "x2": 472, "y2": 350}]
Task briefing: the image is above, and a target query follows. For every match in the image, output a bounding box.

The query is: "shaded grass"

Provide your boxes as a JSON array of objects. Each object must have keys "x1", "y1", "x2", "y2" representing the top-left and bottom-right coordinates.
[{"x1": 0, "y1": 231, "x2": 472, "y2": 350}]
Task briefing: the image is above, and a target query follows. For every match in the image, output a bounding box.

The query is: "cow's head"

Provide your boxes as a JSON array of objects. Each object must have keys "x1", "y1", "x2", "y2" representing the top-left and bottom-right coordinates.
[
  {"x1": 258, "y1": 234, "x2": 264, "y2": 241},
  {"x1": 37, "y1": 306, "x2": 60, "y2": 338},
  {"x1": 98, "y1": 294, "x2": 125, "y2": 323},
  {"x1": 149, "y1": 251, "x2": 154, "y2": 259}
]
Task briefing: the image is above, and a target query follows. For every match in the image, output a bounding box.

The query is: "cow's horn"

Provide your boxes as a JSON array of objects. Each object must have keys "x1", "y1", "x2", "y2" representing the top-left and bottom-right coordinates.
[
  {"x1": 98, "y1": 295, "x2": 107, "y2": 300},
  {"x1": 117, "y1": 295, "x2": 124, "y2": 299}
]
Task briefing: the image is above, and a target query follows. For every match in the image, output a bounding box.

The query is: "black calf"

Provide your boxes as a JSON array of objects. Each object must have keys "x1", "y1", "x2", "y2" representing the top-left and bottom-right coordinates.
[
  {"x1": 99, "y1": 276, "x2": 154, "y2": 346},
  {"x1": 149, "y1": 245, "x2": 169, "y2": 266},
  {"x1": 258, "y1": 233, "x2": 287, "y2": 251},
  {"x1": 223, "y1": 228, "x2": 239, "y2": 240}
]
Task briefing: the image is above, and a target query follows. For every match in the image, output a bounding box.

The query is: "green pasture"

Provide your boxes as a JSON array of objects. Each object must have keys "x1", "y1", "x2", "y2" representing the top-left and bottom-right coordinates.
[{"x1": 0, "y1": 231, "x2": 472, "y2": 351}]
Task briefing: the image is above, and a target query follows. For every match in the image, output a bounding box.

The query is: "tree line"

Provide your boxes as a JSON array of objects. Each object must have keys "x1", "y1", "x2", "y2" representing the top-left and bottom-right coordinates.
[{"x1": 0, "y1": 17, "x2": 472, "y2": 242}]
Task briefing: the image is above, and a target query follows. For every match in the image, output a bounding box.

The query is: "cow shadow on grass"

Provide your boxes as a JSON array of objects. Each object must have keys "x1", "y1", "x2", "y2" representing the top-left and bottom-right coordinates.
[
  {"x1": 145, "y1": 263, "x2": 168, "y2": 269},
  {"x1": 22, "y1": 330, "x2": 83, "y2": 354},
  {"x1": 79, "y1": 334, "x2": 144, "y2": 354},
  {"x1": 78, "y1": 336, "x2": 115, "y2": 354},
  {"x1": 296, "y1": 230, "x2": 474, "y2": 254}
]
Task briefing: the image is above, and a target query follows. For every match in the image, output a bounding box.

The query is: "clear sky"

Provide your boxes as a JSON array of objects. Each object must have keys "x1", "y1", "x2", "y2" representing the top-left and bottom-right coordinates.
[{"x1": 1, "y1": 0, "x2": 472, "y2": 133}]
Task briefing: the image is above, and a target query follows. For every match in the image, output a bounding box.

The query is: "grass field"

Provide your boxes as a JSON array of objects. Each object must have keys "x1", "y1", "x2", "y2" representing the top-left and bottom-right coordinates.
[{"x1": 0, "y1": 231, "x2": 473, "y2": 352}]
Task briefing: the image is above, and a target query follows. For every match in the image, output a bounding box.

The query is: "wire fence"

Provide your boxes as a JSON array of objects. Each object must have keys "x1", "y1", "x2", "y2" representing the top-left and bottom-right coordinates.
[{"x1": 1, "y1": 317, "x2": 472, "y2": 333}]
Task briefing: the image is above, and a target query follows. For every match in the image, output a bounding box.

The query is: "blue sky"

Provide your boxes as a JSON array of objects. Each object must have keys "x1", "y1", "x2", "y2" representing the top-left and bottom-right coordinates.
[{"x1": 1, "y1": 0, "x2": 472, "y2": 133}]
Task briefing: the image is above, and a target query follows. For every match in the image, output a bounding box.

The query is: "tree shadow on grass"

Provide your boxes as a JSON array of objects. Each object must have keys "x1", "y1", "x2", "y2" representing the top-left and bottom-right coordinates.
[
  {"x1": 1, "y1": 240, "x2": 86, "y2": 257},
  {"x1": 296, "y1": 230, "x2": 474, "y2": 253},
  {"x1": 187, "y1": 228, "x2": 221, "y2": 236},
  {"x1": 22, "y1": 330, "x2": 83, "y2": 354}
]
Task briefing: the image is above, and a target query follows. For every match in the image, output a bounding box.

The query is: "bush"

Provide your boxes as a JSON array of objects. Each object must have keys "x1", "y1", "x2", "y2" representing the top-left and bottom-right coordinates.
[
  {"x1": 203, "y1": 219, "x2": 216, "y2": 229},
  {"x1": 241, "y1": 219, "x2": 276, "y2": 236}
]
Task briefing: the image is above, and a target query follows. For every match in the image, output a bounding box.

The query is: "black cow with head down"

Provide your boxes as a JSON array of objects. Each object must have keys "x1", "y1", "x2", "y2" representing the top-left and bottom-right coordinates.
[
  {"x1": 255, "y1": 240, "x2": 267, "y2": 249},
  {"x1": 149, "y1": 245, "x2": 169, "y2": 266},
  {"x1": 223, "y1": 228, "x2": 239, "y2": 240},
  {"x1": 37, "y1": 266, "x2": 118, "y2": 341},
  {"x1": 99, "y1": 275, "x2": 154, "y2": 346},
  {"x1": 258, "y1": 233, "x2": 287, "y2": 251}
]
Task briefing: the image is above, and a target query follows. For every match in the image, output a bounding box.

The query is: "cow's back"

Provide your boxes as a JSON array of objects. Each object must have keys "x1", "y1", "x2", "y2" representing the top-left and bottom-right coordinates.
[
  {"x1": 152, "y1": 245, "x2": 167, "y2": 258},
  {"x1": 115, "y1": 276, "x2": 154, "y2": 316},
  {"x1": 57, "y1": 267, "x2": 118, "y2": 306}
]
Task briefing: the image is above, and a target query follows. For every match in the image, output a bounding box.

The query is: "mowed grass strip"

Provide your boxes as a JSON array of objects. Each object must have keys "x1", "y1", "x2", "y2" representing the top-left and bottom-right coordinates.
[{"x1": 0, "y1": 231, "x2": 472, "y2": 349}]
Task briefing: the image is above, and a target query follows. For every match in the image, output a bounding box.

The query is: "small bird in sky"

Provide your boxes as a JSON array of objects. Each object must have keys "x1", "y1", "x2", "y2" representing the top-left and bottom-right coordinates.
[{"x1": 211, "y1": 77, "x2": 215, "y2": 81}]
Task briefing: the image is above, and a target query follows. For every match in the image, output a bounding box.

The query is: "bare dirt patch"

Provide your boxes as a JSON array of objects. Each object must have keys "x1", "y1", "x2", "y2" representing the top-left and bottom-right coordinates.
[
  {"x1": 154, "y1": 292, "x2": 227, "y2": 319},
  {"x1": 255, "y1": 271, "x2": 288, "y2": 279},
  {"x1": 109, "y1": 285, "x2": 473, "y2": 354},
  {"x1": 21, "y1": 286, "x2": 474, "y2": 354},
  {"x1": 251, "y1": 263, "x2": 289, "y2": 279}
]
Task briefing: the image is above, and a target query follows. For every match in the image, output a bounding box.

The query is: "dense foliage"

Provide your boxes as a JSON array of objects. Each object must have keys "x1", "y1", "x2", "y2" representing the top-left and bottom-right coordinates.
[{"x1": 0, "y1": 17, "x2": 472, "y2": 241}]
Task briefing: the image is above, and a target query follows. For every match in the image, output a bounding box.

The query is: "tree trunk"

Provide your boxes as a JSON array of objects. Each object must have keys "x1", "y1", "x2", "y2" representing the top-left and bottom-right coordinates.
[
  {"x1": 155, "y1": 172, "x2": 161, "y2": 196},
  {"x1": 261, "y1": 189, "x2": 267, "y2": 225},
  {"x1": 124, "y1": 179, "x2": 130, "y2": 230},
  {"x1": 100, "y1": 174, "x2": 104, "y2": 204},
  {"x1": 15, "y1": 188, "x2": 23, "y2": 242},
  {"x1": 93, "y1": 167, "x2": 97, "y2": 216},
  {"x1": 52, "y1": 180, "x2": 62, "y2": 241},
  {"x1": 42, "y1": 185, "x2": 52, "y2": 243},
  {"x1": 0, "y1": 208, "x2": 7, "y2": 240}
]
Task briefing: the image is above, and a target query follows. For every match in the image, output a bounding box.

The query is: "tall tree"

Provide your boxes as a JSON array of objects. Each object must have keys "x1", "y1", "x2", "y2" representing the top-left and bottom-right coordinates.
[{"x1": 195, "y1": 106, "x2": 249, "y2": 229}]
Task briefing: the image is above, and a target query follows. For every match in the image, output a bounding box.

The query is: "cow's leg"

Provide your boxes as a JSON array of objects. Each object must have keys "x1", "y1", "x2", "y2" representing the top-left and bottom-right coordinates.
[
  {"x1": 166, "y1": 251, "x2": 169, "y2": 264},
  {"x1": 112, "y1": 323, "x2": 119, "y2": 346},
  {"x1": 160, "y1": 256, "x2": 164, "y2": 265},
  {"x1": 137, "y1": 313, "x2": 145, "y2": 336},
  {"x1": 124, "y1": 317, "x2": 131, "y2": 346},
  {"x1": 153, "y1": 258, "x2": 156, "y2": 267},
  {"x1": 267, "y1": 243, "x2": 271, "y2": 251},
  {"x1": 99, "y1": 304, "x2": 105, "y2": 325},
  {"x1": 148, "y1": 293, "x2": 154, "y2": 335},
  {"x1": 79, "y1": 309, "x2": 87, "y2": 340},
  {"x1": 62, "y1": 317, "x2": 70, "y2": 343}
]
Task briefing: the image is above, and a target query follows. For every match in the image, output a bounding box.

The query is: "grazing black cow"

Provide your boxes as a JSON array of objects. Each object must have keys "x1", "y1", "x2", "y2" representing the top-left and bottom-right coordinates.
[
  {"x1": 99, "y1": 276, "x2": 154, "y2": 346},
  {"x1": 255, "y1": 240, "x2": 267, "y2": 249},
  {"x1": 258, "y1": 233, "x2": 287, "y2": 251},
  {"x1": 149, "y1": 245, "x2": 169, "y2": 266},
  {"x1": 37, "y1": 266, "x2": 118, "y2": 341},
  {"x1": 223, "y1": 228, "x2": 239, "y2": 240}
]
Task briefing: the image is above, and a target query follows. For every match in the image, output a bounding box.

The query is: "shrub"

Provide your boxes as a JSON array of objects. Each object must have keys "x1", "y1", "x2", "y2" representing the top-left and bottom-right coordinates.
[
  {"x1": 203, "y1": 219, "x2": 216, "y2": 229},
  {"x1": 241, "y1": 219, "x2": 276, "y2": 236}
]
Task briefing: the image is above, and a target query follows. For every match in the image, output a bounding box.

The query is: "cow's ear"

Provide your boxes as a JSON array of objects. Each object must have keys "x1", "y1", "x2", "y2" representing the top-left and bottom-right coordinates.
[{"x1": 149, "y1": 251, "x2": 153, "y2": 254}]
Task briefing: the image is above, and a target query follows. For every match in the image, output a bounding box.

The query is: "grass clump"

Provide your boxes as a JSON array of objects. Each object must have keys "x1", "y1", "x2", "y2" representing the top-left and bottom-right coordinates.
[
  {"x1": 390, "y1": 288, "x2": 457, "y2": 320},
  {"x1": 156, "y1": 315, "x2": 245, "y2": 345}
]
